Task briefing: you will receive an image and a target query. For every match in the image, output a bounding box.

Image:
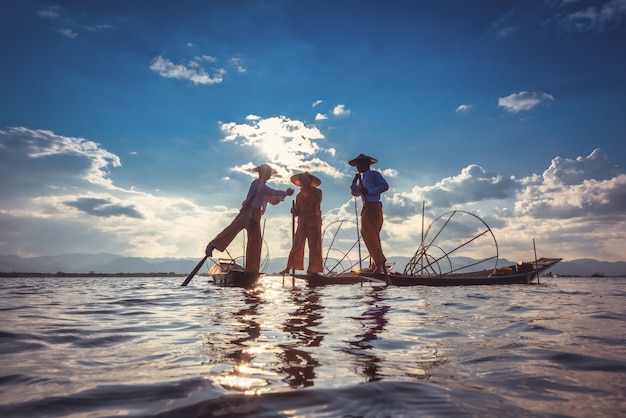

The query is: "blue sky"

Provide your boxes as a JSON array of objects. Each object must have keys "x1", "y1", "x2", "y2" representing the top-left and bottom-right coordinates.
[{"x1": 1, "y1": 0, "x2": 625, "y2": 265}]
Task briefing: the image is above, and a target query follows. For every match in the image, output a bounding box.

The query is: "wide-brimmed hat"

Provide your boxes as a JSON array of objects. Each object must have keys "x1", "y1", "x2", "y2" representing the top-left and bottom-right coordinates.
[
  {"x1": 253, "y1": 164, "x2": 278, "y2": 174},
  {"x1": 290, "y1": 171, "x2": 321, "y2": 187},
  {"x1": 348, "y1": 153, "x2": 378, "y2": 166}
]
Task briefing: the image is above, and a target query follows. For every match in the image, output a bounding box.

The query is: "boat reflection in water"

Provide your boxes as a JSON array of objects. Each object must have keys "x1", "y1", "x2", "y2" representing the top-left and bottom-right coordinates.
[
  {"x1": 277, "y1": 287, "x2": 325, "y2": 388},
  {"x1": 205, "y1": 287, "x2": 267, "y2": 394},
  {"x1": 346, "y1": 287, "x2": 390, "y2": 382}
]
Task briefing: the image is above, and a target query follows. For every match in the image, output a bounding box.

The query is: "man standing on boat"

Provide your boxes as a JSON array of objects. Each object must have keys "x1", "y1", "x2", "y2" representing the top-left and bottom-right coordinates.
[
  {"x1": 205, "y1": 164, "x2": 294, "y2": 273},
  {"x1": 280, "y1": 172, "x2": 323, "y2": 276},
  {"x1": 349, "y1": 153, "x2": 389, "y2": 274}
]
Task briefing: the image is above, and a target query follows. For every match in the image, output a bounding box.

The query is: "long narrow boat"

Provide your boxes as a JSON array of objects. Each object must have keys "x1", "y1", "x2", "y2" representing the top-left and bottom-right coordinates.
[
  {"x1": 356, "y1": 257, "x2": 562, "y2": 286},
  {"x1": 290, "y1": 262, "x2": 395, "y2": 286},
  {"x1": 209, "y1": 259, "x2": 263, "y2": 288},
  {"x1": 291, "y1": 272, "x2": 365, "y2": 286}
]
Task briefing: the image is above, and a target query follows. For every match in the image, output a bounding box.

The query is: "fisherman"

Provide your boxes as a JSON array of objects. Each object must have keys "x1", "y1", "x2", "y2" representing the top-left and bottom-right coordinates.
[
  {"x1": 280, "y1": 172, "x2": 323, "y2": 276},
  {"x1": 349, "y1": 153, "x2": 389, "y2": 274},
  {"x1": 205, "y1": 164, "x2": 294, "y2": 273}
]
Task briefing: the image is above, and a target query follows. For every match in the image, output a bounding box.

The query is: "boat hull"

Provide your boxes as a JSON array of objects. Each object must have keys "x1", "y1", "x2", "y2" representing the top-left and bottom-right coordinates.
[
  {"x1": 211, "y1": 270, "x2": 262, "y2": 287},
  {"x1": 357, "y1": 258, "x2": 562, "y2": 286},
  {"x1": 292, "y1": 273, "x2": 364, "y2": 286},
  {"x1": 208, "y1": 259, "x2": 263, "y2": 288}
]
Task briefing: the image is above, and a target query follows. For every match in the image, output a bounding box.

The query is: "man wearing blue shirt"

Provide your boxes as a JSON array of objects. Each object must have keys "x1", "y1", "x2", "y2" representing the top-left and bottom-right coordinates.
[{"x1": 349, "y1": 154, "x2": 389, "y2": 275}]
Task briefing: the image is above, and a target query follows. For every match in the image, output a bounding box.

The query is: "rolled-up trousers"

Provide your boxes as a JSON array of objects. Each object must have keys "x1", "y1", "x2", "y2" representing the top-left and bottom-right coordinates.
[
  {"x1": 361, "y1": 202, "x2": 386, "y2": 267},
  {"x1": 209, "y1": 206, "x2": 263, "y2": 272},
  {"x1": 286, "y1": 222, "x2": 323, "y2": 273}
]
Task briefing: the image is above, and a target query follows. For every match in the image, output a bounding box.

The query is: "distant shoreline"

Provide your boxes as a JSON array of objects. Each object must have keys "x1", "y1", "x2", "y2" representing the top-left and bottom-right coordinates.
[
  {"x1": 1, "y1": 271, "x2": 624, "y2": 278},
  {"x1": 0, "y1": 272, "x2": 208, "y2": 278}
]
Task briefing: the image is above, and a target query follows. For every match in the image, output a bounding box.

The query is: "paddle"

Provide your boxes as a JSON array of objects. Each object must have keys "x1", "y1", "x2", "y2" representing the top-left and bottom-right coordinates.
[{"x1": 180, "y1": 256, "x2": 207, "y2": 287}]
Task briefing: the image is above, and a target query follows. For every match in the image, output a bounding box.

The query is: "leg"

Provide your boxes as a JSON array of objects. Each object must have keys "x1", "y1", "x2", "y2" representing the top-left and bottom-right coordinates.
[
  {"x1": 360, "y1": 203, "x2": 386, "y2": 270},
  {"x1": 286, "y1": 223, "x2": 307, "y2": 271},
  {"x1": 306, "y1": 225, "x2": 324, "y2": 274},
  {"x1": 207, "y1": 209, "x2": 249, "y2": 255},
  {"x1": 244, "y1": 217, "x2": 262, "y2": 272}
]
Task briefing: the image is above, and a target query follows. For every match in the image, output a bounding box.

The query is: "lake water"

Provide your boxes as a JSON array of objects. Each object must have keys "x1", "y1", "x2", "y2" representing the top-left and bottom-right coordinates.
[{"x1": 0, "y1": 275, "x2": 624, "y2": 417}]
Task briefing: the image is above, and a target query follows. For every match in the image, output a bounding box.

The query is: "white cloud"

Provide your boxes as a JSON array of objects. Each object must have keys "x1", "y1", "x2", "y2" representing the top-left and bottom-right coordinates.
[
  {"x1": 2, "y1": 127, "x2": 625, "y2": 262},
  {"x1": 0, "y1": 127, "x2": 233, "y2": 258},
  {"x1": 381, "y1": 168, "x2": 399, "y2": 178},
  {"x1": 0, "y1": 127, "x2": 120, "y2": 191},
  {"x1": 332, "y1": 104, "x2": 351, "y2": 117},
  {"x1": 498, "y1": 91, "x2": 554, "y2": 113},
  {"x1": 380, "y1": 148, "x2": 626, "y2": 261},
  {"x1": 228, "y1": 57, "x2": 246, "y2": 73},
  {"x1": 515, "y1": 148, "x2": 626, "y2": 218},
  {"x1": 315, "y1": 113, "x2": 328, "y2": 120},
  {"x1": 219, "y1": 116, "x2": 343, "y2": 180},
  {"x1": 456, "y1": 104, "x2": 473, "y2": 113},
  {"x1": 389, "y1": 164, "x2": 517, "y2": 210},
  {"x1": 312, "y1": 100, "x2": 323, "y2": 107},
  {"x1": 150, "y1": 56, "x2": 226, "y2": 85},
  {"x1": 542, "y1": 148, "x2": 620, "y2": 185}
]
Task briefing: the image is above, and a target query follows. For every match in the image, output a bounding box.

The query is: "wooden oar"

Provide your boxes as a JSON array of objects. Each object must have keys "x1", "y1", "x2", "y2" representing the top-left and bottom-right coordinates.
[{"x1": 180, "y1": 256, "x2": 208, "y2": 287}]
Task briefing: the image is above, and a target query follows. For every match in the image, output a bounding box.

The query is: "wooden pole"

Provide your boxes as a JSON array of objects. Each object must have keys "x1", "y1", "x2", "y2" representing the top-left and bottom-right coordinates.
[
  {"x1": 533, "y1": 238, "x2": 540, "y2": 285},
  {"x1": 181, "y1": 256, "x2": 207, "y2": 287}
]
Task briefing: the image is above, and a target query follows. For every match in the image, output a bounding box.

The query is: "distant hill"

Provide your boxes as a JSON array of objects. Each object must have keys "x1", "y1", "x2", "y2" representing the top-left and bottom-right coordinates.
[
  {"x1": 0, "y1": 253, "x2": 201, "y2": 275},
  {"x1": 0, "y1": 254, "x2": 624, "y2": 277}
]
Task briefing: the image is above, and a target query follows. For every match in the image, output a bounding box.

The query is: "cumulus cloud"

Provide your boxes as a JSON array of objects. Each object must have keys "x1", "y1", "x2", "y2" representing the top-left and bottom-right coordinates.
[
  {"x1": 380, "y1": 168, "x2": 399, "y2": 178},
  {"x1": 543, "y1": 148, "x2": 620, "y2": 185},
  {"x1": 515, "y1": 149, "x2": 626, "y2": 218},
  {"x1": 315, "y1": 113, "x2": 328, "y2": 120},
  {"x1": 389, "y1": 164, "x2": 518, "y2": 210},
  {"x1": 498, "y1": 91, "x2": 554, "y2": 113},
  {"x1": 219, "y1": 115, "x2": 343, "y2": 180},
  {"x1": 150, "y1": 55, "x2": 226, "y2": 85},
  {"x1": 332, "y1": 104, "x2": 351, "y2": 117},
  {"x1": 0, "y1": 127, "x2": 121, "y2": 193},
  {"x1": 379, "y1": 147, "x2": 626, "y2": 261},
  {"x1": 3, "y1": 126, "x2": 624, "y2": 262},
  {"x1": 0, "y1": 127, "x2": 230, "y2": 257}
]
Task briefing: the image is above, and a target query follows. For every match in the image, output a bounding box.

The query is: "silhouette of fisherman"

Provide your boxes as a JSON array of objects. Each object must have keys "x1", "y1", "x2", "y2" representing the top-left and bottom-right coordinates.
[
  {"x1": 349, "y1": 154, "x2": 389, "y2": 275},
  {"x1": 206, "y1": 164, "x2": 294, "y2": 273},
  {"x1": 280, "y1": 172, "x2": 323, "y2": 276}
]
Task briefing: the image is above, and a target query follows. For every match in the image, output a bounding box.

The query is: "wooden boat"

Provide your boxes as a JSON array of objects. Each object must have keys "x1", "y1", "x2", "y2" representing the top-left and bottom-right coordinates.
[
  {"x1": 356, "y1": 257, "x2": 562, "y2": 286},
  {"x1": 209, "y1": 258, "x2": 263, "y2": 288},
  {"x1": 290, "y1": 272, "x2": 365, "y2": 286},
  {"x1": 288, "y1": 262, "x2": 395, "y2": 286}
]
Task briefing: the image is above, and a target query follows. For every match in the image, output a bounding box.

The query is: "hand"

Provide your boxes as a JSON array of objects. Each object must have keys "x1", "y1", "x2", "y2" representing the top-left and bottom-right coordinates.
[{"x1": 286, "y1": 187, "x2": 294, "y2": 196}]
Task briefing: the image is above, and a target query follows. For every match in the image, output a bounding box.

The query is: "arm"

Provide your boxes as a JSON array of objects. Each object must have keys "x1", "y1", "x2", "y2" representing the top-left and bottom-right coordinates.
[
  {"x1": 263, "y1": 183, "x2": 294, "y2": 206},
  {"x1": 350, "y1": 173, "x2": 362, "y2": 197},
  {"x1": 365, "y1": 171, "x2": 389, "y2": 195}
]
